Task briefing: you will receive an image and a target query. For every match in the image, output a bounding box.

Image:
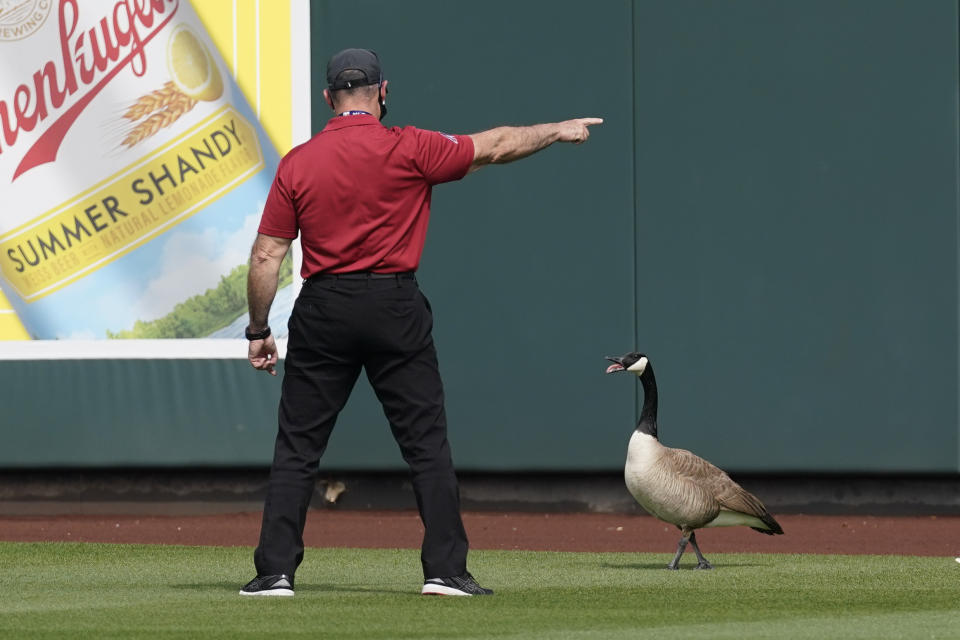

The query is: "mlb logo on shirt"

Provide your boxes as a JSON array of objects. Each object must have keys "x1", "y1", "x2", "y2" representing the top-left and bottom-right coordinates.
[{"x1": 438, "y1": 132, "x2": 459, "y2": 144}]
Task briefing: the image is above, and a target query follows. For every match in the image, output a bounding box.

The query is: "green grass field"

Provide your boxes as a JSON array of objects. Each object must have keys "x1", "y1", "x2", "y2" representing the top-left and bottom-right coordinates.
[{"x1": 2, "y1": 541, "x2": 958, "y2": 639}]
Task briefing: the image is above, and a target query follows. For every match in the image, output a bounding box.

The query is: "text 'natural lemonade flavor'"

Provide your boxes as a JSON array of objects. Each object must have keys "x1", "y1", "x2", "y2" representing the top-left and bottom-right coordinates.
[{"x1": 0, "y1": 0, "x2": 282, "y2": 339}]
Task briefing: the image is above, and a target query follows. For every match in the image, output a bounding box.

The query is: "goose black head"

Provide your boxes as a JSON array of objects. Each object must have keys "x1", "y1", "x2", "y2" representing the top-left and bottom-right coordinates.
[
  {"x1": 605, "y1": 352, "x2": 649, "y2": 376},
  {"x1": 607, "y1": 351, "x2": 658, "y2": 437}
]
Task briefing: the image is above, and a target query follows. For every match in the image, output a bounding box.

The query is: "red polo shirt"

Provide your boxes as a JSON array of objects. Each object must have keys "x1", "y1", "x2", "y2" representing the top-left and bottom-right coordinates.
[{"x1": 258, "y1": 114, "x2": 475, "y2": 276}]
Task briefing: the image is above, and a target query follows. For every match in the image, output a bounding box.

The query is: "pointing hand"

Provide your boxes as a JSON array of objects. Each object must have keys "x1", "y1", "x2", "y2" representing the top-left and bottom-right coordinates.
[{"x1": 557, "y1": 118, "x2": 604, "y2": 144}]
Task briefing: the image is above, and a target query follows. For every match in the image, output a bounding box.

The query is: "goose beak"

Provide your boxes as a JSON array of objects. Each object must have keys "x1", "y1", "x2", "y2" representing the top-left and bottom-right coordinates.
[{"x1": 605, "y1": 356, "x2": 626, "y2": 374}]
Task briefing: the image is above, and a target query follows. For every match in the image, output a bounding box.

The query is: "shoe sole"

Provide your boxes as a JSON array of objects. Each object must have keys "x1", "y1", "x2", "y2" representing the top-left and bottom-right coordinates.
[
  {"x1": 421, "y1": 584, "x2": 473, "y2": 596},
  {"x1": 239, "y1": 588, "x2": 294, "y2": 597}
]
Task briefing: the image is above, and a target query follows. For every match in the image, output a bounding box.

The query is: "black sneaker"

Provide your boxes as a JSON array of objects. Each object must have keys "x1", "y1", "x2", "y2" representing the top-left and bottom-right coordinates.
[
  {"x1": 421, "y1": 572, "x2": 493, "y2": 596},
  {"x1": 239, "y1": 574, "x2": 294, "y2": 597}
]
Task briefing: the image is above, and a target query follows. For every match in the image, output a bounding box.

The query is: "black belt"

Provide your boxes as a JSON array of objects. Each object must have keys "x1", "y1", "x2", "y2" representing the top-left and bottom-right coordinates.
[{"x1": 305, "y1": 271, "x2": 415, "y2": 282}]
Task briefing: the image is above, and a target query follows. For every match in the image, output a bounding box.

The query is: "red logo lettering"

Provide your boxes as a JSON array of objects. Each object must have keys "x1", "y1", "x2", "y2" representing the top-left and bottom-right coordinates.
[{"x1": 0, "y1": 0, "x2": 180, "y2": 181}]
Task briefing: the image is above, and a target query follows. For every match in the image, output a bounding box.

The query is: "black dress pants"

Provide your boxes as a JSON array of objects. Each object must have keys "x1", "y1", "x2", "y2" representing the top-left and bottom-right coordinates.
[{"x1": 253, "y1": 273, "x2": 469, "y2": 580}]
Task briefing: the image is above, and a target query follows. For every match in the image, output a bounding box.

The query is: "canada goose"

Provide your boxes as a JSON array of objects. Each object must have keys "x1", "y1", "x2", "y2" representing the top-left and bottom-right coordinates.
[{"x1": 605, "y1": 351, "x2": 783, "y2": 569}]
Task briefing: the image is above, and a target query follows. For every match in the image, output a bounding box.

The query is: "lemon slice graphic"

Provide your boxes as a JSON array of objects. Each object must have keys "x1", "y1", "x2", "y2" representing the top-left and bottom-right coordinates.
[{"x1": 166, "y1": 24, "x2": 223, "y2": 102}]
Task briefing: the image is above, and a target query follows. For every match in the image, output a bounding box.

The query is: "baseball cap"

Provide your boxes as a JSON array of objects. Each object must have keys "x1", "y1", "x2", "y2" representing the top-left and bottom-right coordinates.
[{"x1": 327, "y1": 48, "x2": 383, "y2": 90}]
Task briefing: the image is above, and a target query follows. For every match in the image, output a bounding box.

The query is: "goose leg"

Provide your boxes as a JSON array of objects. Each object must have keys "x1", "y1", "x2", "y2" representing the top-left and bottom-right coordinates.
[
  {"x1": 666, "y1": 528, "x2": 691, "y2": 570},
  {"x1": 689, "y1": 531, "x2": 712, "y2": 570}
]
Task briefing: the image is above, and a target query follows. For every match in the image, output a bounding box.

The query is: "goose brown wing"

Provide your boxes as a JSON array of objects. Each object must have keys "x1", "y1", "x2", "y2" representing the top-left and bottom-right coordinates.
[
  {"x1": 665, "y1": 448, "x2": 734, "y2": 491},
  {"x1": 659, "y1": 447, "x2": 728, "y2": 510},
  {"x1": 667, "y1": 447, "x2": 784, "y2": 535},
  {"x1": 713, "y1": 472, "x2": 784, "y2": 535}
]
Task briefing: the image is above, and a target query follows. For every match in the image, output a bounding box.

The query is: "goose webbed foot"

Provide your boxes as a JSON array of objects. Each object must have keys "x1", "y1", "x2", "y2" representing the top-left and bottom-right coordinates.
[{"x1": 689, "y1": 532, "x2": 712, "y2": 570}]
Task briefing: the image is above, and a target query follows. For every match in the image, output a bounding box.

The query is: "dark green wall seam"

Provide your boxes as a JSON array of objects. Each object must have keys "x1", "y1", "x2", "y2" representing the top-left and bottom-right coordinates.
[{"x1": 631, "y1": 0, "x2": 639, "y2": 425}]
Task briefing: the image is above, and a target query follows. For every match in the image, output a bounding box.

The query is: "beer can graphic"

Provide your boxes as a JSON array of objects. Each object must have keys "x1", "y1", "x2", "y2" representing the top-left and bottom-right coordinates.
[{"x1": 0, "y1": 0, "x2": 289, "y2": 340}]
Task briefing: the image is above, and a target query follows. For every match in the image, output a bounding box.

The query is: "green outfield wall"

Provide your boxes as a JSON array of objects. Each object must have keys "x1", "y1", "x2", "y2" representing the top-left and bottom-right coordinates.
[{"x1": 1, "y1": 0, "x2": 957, "y2": 472}]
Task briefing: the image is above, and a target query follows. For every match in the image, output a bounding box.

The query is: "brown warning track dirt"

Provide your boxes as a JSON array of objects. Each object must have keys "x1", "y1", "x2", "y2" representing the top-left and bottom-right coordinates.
[{"x1": 1, "y1": 511, "x2": 957, "y2": 556}]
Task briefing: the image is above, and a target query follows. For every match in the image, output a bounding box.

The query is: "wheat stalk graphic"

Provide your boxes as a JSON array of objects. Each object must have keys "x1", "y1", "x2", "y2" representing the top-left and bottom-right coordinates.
[
  {"x1": 120, "y1": 82, "x2": 197, "y2": 148},
  {"x1": 118, "y1": 24, "x2": 222, "y2": 149},
  {"x1": 123, "y1": 82, "x2": 181, "y2": 120}
]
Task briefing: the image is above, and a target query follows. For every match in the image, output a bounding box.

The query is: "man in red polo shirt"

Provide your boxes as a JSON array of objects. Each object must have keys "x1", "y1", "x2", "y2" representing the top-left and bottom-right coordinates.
[{"x1": 241, "y1": 49, "x2": 601, "y2": 597}]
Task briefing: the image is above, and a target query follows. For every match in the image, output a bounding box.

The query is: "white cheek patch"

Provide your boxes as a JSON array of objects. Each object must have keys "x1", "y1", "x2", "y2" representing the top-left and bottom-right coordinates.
[{"x1": 627, "y1": 356, "x2": 648, "y2": 374}]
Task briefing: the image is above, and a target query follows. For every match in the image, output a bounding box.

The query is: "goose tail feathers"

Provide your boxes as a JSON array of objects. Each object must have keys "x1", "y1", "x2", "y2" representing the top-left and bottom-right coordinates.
[{"x1": 751, "y1": 512, "x2": 784, "y2": 535}]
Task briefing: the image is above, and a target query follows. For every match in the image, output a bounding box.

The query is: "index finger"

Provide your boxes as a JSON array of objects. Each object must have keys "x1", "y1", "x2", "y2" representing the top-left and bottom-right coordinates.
[{"x1": 578, "y1": 118, "x2": 604, "y2": 126}]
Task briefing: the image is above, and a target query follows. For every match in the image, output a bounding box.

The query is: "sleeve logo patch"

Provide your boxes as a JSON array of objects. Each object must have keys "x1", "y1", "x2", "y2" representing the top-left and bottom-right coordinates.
[{"x1": 438, "y1": 132, "x2": 459, "y2": 144}]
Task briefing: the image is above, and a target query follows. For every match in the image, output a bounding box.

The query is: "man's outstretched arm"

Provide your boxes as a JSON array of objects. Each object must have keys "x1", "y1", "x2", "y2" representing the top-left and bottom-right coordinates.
[
  {"x1": 246, "y1": 232, "x2": 293, "y2": 376},
  {"x1": 468, "y1": 118, "x2": 603, "y2": 173}
]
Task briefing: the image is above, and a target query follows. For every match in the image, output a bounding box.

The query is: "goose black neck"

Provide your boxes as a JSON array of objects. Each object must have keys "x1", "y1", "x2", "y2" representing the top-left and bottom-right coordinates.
[{"x1": 637, "y1": 363, "x2": 658, "y2": 439}]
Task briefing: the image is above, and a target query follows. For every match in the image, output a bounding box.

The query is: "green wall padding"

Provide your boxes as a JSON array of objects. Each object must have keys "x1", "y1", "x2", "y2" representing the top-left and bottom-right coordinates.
[{"x1": 2, "y1": 0, "x2": 957, "y2": 472}]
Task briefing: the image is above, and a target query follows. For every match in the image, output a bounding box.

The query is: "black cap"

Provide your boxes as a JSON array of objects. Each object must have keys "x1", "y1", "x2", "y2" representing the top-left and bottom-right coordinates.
[{"x1": 327, "y1": 48, "x2": 383, "y2": 90}]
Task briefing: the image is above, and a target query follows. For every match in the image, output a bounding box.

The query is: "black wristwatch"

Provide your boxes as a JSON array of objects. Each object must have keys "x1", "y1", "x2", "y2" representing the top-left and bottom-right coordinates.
[{"x1": 245, "y1": 325, "x2": 271, "y2": 341}]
